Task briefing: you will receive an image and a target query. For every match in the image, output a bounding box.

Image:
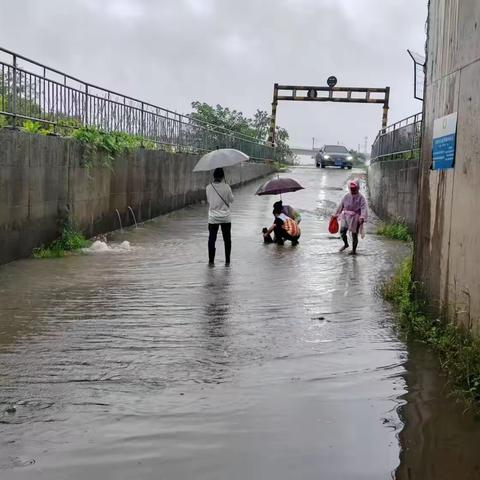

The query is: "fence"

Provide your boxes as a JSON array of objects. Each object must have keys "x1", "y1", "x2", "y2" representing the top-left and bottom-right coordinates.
[
  {"x1": 0, "y1": 47, "x2": 274, "y2": 161},
  {"x1": 371, "y1": 112, "x2": 422, "y2": 163}
]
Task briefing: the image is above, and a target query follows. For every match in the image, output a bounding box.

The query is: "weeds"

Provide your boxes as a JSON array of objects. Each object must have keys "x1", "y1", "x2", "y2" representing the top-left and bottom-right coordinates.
[
  {"x1": 273, "y1": 161, "x2": 289, "y2": 172},
  {"x1": 72, "y1": 127, "x2": 157, "y2": 169},
  {"x1": 379, "y1": 150, "x2": 420, "y2": 162},
  {"x1": 22, "y1": 120, "x2": 53, "y2": 135},
  {"x1": 0, "y1": 114, "x2": 8, "y2": 128},
  {"x1": 382, "y1": 257, "x2": 480, "y2": 405},
  {"x1": 377, "y1": 218, "x2": 412, "y2": 242},
  {"x1": 56, "y1": 117, "x2": 82, "y2": 136},
  {"x1": 2, "y1": 118, "x2": 161, "y2": 170},
  {"x1": 33, "y1": 225, "x2": 90, "y2": 258}
]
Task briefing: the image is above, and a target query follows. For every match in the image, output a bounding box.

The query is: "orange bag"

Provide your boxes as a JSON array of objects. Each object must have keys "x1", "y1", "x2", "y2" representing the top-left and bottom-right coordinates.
[
  {"x1": 328, "y1": 216, "x2": 339, "y2": 234},
  {"x1": 283, "y1": 217, "x2": 300, "y2": 237}
]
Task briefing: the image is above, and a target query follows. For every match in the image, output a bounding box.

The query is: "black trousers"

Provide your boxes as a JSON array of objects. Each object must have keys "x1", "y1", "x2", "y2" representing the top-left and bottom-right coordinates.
[
  {"x1": 208, "y1": 223, "x2": 231, "y2": 263},
  {"x1": 340, "y1": 225, "x2": 359, "y2": 251},
  {"x1": 273, "y1": 225, "x2": 299, "y2": 244}
]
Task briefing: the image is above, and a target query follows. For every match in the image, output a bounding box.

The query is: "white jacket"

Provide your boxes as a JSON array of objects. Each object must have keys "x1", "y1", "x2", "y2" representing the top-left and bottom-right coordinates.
[{"x1": 206, "y1": 181, "x2": 234, "y2": 224}]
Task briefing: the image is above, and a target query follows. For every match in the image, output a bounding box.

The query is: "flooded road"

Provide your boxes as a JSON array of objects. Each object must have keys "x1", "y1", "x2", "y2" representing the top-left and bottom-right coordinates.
[{"x1": 1, "y1": 166, "x2": 480, "y2": 479}]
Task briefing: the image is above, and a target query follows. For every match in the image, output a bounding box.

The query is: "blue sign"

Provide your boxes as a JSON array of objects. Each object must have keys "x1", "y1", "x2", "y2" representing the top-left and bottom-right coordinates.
[{"x1": 432, "y1": 112, "x2": 457, "y2": 170}]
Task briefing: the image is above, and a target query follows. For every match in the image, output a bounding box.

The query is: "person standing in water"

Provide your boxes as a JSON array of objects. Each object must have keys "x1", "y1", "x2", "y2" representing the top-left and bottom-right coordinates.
[
  {"x1": 334, "y1": 179, "x2": 368, "y2": 255},
  {"x1": 206, "y1": 168, "x2": 233, "y2": 265}
]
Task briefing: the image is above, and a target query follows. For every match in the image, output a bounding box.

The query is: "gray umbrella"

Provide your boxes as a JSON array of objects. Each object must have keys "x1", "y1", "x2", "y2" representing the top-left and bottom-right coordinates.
[{"x1": 193, "y1": 149, "x2": 249, "y2": 172}]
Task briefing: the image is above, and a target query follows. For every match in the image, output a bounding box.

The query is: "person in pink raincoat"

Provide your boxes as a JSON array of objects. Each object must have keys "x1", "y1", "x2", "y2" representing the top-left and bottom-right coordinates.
[{"x1": 333, "y1": 179, "x2": 368, "y2": 255}]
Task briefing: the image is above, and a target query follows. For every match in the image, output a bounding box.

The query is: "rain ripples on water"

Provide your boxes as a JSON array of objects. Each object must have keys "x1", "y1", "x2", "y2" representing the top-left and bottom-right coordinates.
[{"x1": 1, "y1": 165, "x2": 480, "y2": 480}]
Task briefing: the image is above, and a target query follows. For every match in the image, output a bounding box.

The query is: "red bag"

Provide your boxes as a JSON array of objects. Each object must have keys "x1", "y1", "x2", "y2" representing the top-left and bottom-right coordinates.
[{"x1": 328, "y1": 216, "x2": 339, "y2": 234}]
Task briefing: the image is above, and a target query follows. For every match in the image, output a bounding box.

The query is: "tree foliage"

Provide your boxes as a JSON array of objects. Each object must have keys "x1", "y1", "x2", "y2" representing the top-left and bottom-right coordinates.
[
  {"x1": 0, "y1": 73, "x2": 43, "y2": 127},
  {"x1": 348, "y1": 149, "x2": 368, "y2": 168},
  {"x1": 190, "y1": 102, "x2": 292, "y2": 162}
]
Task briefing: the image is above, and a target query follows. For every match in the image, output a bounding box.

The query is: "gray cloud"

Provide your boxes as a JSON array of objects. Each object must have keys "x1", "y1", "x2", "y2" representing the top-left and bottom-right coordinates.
[{"x1": 0, "y1": 0, "x2": 427, "y2": 150}]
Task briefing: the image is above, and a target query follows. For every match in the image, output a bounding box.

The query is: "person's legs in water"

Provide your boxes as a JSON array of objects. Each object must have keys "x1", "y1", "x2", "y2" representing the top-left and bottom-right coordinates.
[
  {"x1": 273, "y1": 224, "x2": 287, "y2": 245},
  {"x1": 340, "y1": 225, "x2": 349, "y2": 252},
  {"x1": 208, "y1": 224, "x2": 219, "y2": 264},
  {"x1": 220, "y1": 223, "x2": 232, "y2": 264},
  {"x1": 262, "y1": 227, "x2": 274, "y2": 244},
  {"x1": 273, "y1": 225, "x2": 299, "y2": 245},
  {"x1": 350, "y1": 226, "x2": 360, "y2": 255}
]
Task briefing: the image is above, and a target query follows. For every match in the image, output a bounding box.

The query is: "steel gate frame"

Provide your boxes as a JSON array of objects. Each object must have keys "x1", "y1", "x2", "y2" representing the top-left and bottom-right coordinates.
[{"x1": 268, "y1": 83, "x2": 390, "y2": 147}]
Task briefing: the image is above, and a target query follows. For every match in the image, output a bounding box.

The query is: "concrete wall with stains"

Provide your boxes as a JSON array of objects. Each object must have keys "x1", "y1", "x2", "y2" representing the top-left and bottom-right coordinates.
[
  {"x1": 0, "y1": 130, "x2": 274, "y2": 265},
  {"x1": 414, "y1": 0, "x2": 480, "y2": 333},
  {"x1": 368, "y1": 159, "x2": 419, "y2": 231}
]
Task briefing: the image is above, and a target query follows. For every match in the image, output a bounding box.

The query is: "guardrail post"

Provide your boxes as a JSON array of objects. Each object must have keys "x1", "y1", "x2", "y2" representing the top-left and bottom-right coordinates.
[
  {"x1": 84, "y1": 85, "x2": 89, "y2": 126},
  {"x1": 12, "y1": 54, "x2": 17, "y2": 129},
  {"x1": 392, "y1": 125, "x2": 396, "y2": 157},
  {"x1": 140, "y1": 102, "x2": 145, "y2": 145}
]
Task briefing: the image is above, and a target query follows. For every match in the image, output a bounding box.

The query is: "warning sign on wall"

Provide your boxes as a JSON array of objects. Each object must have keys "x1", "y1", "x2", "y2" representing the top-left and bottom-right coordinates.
[{"x1": 432, "y1": 112, "x2": 458, "y2": 170}]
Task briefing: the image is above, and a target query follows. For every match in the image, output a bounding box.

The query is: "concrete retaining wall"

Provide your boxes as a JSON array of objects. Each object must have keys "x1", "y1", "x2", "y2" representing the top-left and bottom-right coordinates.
[
  {"x1": 0, "y1": 130, "x2": 274, "y2": 265},
  {"x1": 368, "y1": 159, "x2": 419, "y2": 231},
  {"x1": 415, "y1": 0, "x2": 480, "y2": 334}
]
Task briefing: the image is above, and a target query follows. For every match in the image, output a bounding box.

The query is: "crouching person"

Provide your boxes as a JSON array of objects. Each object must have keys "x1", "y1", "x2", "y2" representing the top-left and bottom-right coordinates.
[{"x1": 263, "y1": 205, "x2": 300, "y2": 245}]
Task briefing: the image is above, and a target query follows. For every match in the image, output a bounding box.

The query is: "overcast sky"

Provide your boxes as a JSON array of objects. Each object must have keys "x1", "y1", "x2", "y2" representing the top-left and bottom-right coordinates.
[{"x1": 0, "y1": 0, "x2": 427, "y2": 151}]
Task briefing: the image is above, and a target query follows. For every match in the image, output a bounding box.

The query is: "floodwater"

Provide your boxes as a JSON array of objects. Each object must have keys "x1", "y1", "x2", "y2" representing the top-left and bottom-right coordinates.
[{"x1": 1, "y1": 165, "x2": 480, "y2": 479}]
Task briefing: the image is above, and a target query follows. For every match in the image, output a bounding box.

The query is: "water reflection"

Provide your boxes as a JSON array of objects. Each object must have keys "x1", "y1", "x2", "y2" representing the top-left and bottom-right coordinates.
[
  {"x1": 396, "y1": 344, "x2": 480, "y2": 480},
  {"x1": 2, "y1": 167, "x2": 480, "y2": 479},
  {"x1": 203, "y1": 265, "x2": 232, "y2": 325},
  {"x1": 194, "y1": 267, "x2": 233, "y2": 385}
]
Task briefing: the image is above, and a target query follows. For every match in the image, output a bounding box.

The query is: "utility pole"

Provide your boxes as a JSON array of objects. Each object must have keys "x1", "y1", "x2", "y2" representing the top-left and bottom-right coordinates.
[
  {"x1": 312, "y1": 137, "x2": 315, "y2": 152},
  {"x1": 364, "y1": 136, "x2": 369, "y2": 155}
]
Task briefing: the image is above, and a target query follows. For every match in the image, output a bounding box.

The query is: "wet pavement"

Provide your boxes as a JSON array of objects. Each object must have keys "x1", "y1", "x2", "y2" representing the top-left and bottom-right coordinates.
[{"x1": 1, "y1": 166, "x2": 480, "y2": 479}]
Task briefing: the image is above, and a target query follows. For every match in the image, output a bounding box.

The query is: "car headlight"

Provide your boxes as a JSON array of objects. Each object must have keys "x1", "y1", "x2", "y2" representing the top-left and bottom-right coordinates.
[
  {"x1": 323, "y1": 155, "x2": 330, "y2": 159},
  {"x1": 347, "y1": 155, "x2": 353, "y2": 160}
]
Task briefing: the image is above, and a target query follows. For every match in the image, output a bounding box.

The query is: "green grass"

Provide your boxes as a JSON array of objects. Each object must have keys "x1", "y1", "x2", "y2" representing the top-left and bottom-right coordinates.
[
  {"x1": 377, "y1": 218, "x2": 412, "y2": 242},
  {"x1": 272, "y1": 161, "x2": 289, "y2": 172},
  {"x1": 382, "y1": 257, "x2": 480, "y2": 406},
  {"x1": 33, "y1": 226, "x2": 91, "y2": 258},
  {"x1": 0, "y1": 114, "x2": 9, "y2": 128},
  {"x1": 379, "y1": 150, "x2": 420, "y2": 162},
  {"x1": 22, "y1": 120, "x2": 53, "y2": 135}
]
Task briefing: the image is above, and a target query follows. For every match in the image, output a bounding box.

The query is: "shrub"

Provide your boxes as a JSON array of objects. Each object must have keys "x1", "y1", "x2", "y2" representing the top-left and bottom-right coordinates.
[
  {"x1": 33, "y1": 225, "x2": 90, "y2": 258},
  {"x1": 22, "y1": 120, "x2": 53, "y2": 135},
  {"x1": 72, "y1": 126, "x2": 157, "y2": 169},
  {"x1": 0, "y1": 114, "x2": 9, "y2": 128},
  {"x1": 382, "y1": 257, "x2": 480, "y2": 405},
  {"x1": 377, "y1": 218, "x2": 412, "y2": 242}
]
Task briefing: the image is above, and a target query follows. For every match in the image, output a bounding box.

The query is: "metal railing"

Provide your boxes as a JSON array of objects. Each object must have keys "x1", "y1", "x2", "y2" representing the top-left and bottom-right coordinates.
[
  {"x1": 0, "y1": 47, "x2": 274, "y2": 160},
  {"x1": 371, "y1": 112, "x2": 422, "y2": 163}
]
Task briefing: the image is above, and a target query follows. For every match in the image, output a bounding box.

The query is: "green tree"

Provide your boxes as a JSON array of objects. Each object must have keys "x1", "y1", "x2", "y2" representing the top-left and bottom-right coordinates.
[
  {"x1": 189, "y1": 102, "x2": 292, "y2": 162},
  {"x1": 0, "y1": 72, "x2": 43, "y2": 127},
  {"x1": 251, "y1": 109, "x2": 270, "y2": 139},
  {"x1": 249, "y1": 108, "x2": 291, "y2": 162},
  {"x1": 349, "y1": 149, "x2": 367, "y2": 168},
  {"x1": 190, "y1": 102, "x2": 256, "y2": 138}
]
